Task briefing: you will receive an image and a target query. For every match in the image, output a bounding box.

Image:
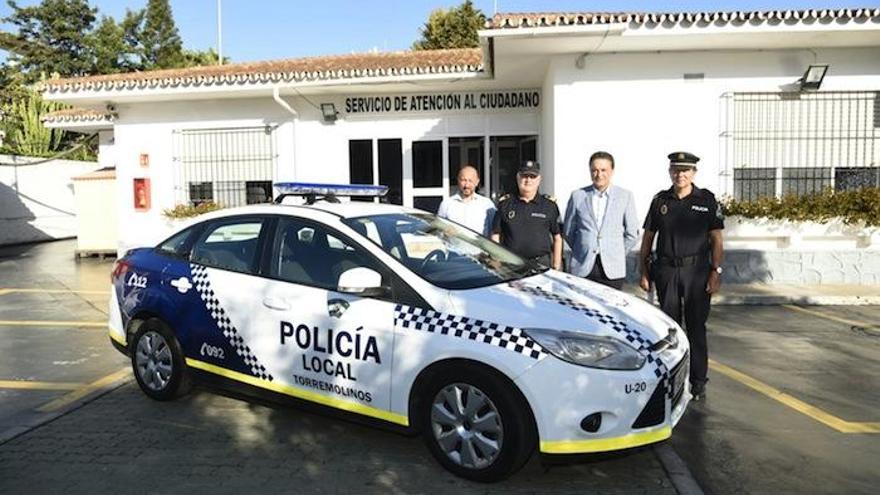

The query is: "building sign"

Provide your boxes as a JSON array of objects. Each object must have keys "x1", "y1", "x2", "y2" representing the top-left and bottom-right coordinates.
[{"x1": 343, "y1": 89, "x2": 540, "y2": 116}]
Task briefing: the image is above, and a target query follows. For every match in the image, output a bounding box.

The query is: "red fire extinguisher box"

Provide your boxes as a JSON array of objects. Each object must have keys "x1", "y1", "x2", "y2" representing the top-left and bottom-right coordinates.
[{"x1": 133, "y1": 178, "x2": 151, "y2": 211}]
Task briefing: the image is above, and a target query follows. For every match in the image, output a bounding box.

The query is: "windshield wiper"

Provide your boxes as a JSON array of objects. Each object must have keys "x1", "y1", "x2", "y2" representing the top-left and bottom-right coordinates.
[
  {"x1": 510, "y1": 260, "x2": 548, "y2": 279},
  {"x1": 526, "y1": 262, "x2": 549, "y2": 275}
]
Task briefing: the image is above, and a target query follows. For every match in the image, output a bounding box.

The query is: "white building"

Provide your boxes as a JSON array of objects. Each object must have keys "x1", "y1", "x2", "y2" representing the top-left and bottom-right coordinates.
[{"x1": 43, "y1": 8, "x2": 880, "y2": 282}]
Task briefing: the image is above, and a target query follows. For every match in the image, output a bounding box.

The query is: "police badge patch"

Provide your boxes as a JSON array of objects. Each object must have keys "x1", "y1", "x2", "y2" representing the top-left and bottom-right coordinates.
[
  {"x1": 328, "y1": 299, "x2": 350, "y2": 318},
  {"x1": 508, "y1": 210, "x2": 516, "y2": 219},
  {"x1": 660, "y1": 204, "x2": 668, "y2": 215}
]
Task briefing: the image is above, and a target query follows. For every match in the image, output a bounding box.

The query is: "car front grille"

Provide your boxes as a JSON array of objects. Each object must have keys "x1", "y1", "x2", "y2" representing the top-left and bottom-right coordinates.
[
  {"x1": 670, "y1": 351, "x2": 690, "y2": 408},
  {"x1": 631, "y1": 351, "x2": 690, "y2": 429}
]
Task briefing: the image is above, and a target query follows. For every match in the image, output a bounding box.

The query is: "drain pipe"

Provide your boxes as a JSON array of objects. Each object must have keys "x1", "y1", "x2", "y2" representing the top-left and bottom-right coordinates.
[{"x1": 272, "y1": 86, "x2": 298, "y2": 180}]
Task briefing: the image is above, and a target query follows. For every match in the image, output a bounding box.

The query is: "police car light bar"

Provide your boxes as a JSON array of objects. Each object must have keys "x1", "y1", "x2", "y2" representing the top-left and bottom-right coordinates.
[{"x1": 274, "y1": 182, "x2": 389, "y2": 204}]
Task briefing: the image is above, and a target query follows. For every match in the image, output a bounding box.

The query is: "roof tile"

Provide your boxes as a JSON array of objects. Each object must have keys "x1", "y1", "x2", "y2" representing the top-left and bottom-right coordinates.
[
  {"x1": 487, "y1": 8, "x2": 880, "y2": 29},
  {"x1": 42, "y1": 48, "x2": 483, "y2": 94}
]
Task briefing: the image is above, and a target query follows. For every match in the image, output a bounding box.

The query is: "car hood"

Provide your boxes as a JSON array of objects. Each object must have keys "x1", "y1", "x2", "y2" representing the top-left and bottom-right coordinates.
[{"x1": 447, "y1": 270, "x2": 679, "y2": 345}]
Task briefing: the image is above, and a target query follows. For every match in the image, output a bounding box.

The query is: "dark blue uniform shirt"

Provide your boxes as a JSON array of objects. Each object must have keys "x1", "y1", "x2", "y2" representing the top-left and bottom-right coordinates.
[
  {"x1": 643, "y1": 185, "x2": 724, "y2": 259},
  {"x1": 492, "y1": 194, "x2": 561, "y2": 259}
]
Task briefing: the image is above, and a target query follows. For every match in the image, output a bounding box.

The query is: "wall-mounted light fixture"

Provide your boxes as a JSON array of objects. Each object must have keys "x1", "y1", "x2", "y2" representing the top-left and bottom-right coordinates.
[
  {"x1": 799, "y1": 64, "x2": 828, "y2": 91},
  {"x1": 320, "y1": 103, "x2": 338, "y2": 123}
]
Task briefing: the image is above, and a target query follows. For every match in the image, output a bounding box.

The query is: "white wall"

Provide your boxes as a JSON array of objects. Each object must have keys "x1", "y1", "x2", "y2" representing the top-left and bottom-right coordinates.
[
  {"x1": 0, "y1": 154, "x2": 100, "y2": 245},
  {"x1": 110, "y1": 94, "x2": 540, "y2": 253},
  {"x1": 105, "y1": 45, "x2": 880, "y2": 254},
  {"x1": 112, "y1": 98, "x2": 294, "y2": 251},
  {"x1": 546, "y1": 46, "x2": 880, "y2": 222}
]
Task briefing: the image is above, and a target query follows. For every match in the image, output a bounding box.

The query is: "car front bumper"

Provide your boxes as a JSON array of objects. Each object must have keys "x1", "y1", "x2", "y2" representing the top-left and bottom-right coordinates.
[{"x1": 517, "y1": 345, "x2": 690, "y2": 455}]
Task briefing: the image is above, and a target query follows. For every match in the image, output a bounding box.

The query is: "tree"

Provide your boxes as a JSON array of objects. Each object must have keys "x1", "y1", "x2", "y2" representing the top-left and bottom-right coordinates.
[
  {"x1": 0, "y1": 0, "x2": 219, "y2": 160},
  {"x1": 89, "y1": 16, "x2": 127, "y2": 74},
  {"x1": 136, "y1": 0, "x2": 184, "y2": 69},
  {"x1": 412, "y1": 0, "x2": 486, "y2": 50},
  {"x1": 0, "y1": 86, "x2": 66, "y2": 157},
  {"x1": 1, "y1": 0, "x2": 98, "y2": 80},
  {"x1": 181, "y1": 48, "x2": 226, "y2": 67}
]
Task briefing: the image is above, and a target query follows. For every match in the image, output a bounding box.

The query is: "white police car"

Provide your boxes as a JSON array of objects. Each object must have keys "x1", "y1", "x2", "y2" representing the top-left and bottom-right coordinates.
[{"x1": 109, "y1": 183, "x2": 690, "y2": 482}]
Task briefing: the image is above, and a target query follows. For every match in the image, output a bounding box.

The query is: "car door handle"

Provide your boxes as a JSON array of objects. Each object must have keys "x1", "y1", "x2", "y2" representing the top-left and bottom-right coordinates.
[{"x1": 262, "y1": 297, "x2": 291, "y2": 311}]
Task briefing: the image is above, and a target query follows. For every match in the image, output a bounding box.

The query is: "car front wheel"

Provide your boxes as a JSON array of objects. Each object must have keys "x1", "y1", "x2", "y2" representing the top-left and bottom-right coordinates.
[{"x1": 421, "y1": 365, "x2": 536, "y2": 482}]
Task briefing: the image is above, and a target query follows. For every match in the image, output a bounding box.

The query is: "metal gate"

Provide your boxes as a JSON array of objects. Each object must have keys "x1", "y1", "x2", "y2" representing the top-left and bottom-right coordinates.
[
  {"x1": 172, "y1": 126, "x2": 277, "y2": 207},
  {"x1": 722, "y1": 91, "x2": 880, "y2": 201}
]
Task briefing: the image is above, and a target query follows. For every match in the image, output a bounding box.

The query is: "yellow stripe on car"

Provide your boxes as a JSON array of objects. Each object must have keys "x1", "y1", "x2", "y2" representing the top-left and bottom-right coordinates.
[
  {"x1": 539, "y1": 426, "x2": 671, "y2": 454},
  {"x1": 108, "y1": 328, "x2": 127, "y2": 346},
  {"x1": 185, "y1": 358, "x2": 409, "y2": 426}
]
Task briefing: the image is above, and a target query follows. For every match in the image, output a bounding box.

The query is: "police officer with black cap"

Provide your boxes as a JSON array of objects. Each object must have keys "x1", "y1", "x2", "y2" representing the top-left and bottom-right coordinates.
[
  {"x1": 639, "y1": 151, "x2": 724, "y2": 401},
  {"x1": 491, "y1": 161, "x2": 563, "y2": 270}
]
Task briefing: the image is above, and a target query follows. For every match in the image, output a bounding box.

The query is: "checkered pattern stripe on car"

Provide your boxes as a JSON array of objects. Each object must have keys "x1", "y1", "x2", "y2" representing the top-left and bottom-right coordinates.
[
  {"x1": 393, "y1": 305, "x2": 547, "y2": 360},
  {"x1": 190, "y1": 264, "x2": 273, "y2": 381},
  {"x1": 508, "y1": 281, "x2": 671, "y2": 393}
]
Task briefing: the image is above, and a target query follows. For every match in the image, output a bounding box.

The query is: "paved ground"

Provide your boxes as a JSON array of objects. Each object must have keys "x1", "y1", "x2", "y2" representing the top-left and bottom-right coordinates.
[
  {"x1": 673, "y1": 305, "x2": 880, "y2": 495},
  {"x1": 1, "y1": 239, "x2": 878, "y2": 494},
  {"x1": 0, "y1": 383, "x2": 675, "y2": 494}
]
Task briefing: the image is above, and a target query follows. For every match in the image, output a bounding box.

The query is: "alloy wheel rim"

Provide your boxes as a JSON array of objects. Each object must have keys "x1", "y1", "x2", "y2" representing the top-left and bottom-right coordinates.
[
  {"x1": 135, "y1": 331, "x2": 173, "y2": 392},
  {"x1": 430, "y1": 383, "x2": 504, "y2": 469}
]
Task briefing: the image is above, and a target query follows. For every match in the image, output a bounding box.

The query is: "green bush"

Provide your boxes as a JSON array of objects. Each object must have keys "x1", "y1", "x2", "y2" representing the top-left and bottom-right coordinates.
[
  {"x1": 162, "y1": 201, "x2": 222, "y2": 219},
  {"x1": 721, "y1": 187, "x2": 880, "y2": 227}
]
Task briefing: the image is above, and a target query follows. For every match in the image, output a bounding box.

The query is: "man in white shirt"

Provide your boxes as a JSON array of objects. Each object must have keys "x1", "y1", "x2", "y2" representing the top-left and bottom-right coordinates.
[{"x1": 437, "y1": 165, "x2": 496, "y2": 236}]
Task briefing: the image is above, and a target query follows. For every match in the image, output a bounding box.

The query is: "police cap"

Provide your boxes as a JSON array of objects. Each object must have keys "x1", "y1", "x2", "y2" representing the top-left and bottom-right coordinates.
[
  {"x1": 517, "y1": 160, "x2": 541, "y2": 176},
  {"x1": 668, "y1": 151, "x2": 700, "y2": 169}
]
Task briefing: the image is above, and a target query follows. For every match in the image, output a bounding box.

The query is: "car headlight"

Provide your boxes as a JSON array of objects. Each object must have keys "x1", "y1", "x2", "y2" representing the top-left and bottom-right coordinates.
[{"x1": 524, "y1": 328, "x2": 646, "y2": 370}]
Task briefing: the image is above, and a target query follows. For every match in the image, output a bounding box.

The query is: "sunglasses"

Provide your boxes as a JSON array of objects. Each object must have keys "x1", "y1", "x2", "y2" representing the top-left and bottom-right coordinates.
[{"x1": 518, "y1": 173, "x2": 540, "y2": 179}]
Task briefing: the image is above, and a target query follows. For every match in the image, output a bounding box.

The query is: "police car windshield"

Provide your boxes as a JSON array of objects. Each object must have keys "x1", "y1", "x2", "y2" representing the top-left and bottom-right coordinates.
[{"x1": 343, "y1": 213, "x2": 542, "y2": 290}]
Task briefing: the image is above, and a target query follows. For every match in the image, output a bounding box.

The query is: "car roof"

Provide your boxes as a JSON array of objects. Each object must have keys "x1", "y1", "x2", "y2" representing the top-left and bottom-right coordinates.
[
  {"x1": 177, "y1": 201, "x2": 422, "y2": 227},
  {"x1": 306, "y1": 201, "x2": 421, "y2": 218}
]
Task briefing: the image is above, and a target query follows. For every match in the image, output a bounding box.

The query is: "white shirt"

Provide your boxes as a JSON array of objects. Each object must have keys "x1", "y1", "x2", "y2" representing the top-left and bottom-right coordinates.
[
  {"x1": 437, "y1": 193, "x2": 496, "y2": 236},
  {"x1": 592, "y1": 188, "x2": 609, "y2": 228}
]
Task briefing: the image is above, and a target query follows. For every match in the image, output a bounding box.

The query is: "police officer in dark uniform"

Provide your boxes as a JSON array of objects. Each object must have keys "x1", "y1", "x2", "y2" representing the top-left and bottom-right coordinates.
[
  {"x1": 491, "y1": 161, "x2": 563, "y2": 270},
  {"x1": 639, "y1": 152, "x2": 724, "y2": 401}
]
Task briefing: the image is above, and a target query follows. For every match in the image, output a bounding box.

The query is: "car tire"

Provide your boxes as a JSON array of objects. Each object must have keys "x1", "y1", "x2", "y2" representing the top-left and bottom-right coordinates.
[
  {"x1": 130, "y1": 318, "x2": 191, "y2": 401},
  {"x1": 420, "y1": 363, "x2": 536, "y2": 482}
]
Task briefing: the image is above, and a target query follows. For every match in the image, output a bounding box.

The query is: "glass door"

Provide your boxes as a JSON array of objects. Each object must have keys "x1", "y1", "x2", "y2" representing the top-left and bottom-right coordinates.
[
  {"x1": 409, "y1": 139, "x2": 446, "y2": 213},
  {"x1": 447, "y1": 137, "x2": 485, "y2": 197},
  {"x1": 489, "y1": 135, "x2": 537, "y2": 201},
  {"x1": 348, "y1": 138, "x2": 403, "y2": 204}
]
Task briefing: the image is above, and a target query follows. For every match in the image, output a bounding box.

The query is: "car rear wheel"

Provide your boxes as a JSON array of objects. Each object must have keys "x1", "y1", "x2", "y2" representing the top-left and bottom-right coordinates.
[
  {"x1": 130, "y1": 318, "x2": 191, "y2": 401},
  {"x1": 421, "y1": 365, "x2": 536, "y2": 482}
]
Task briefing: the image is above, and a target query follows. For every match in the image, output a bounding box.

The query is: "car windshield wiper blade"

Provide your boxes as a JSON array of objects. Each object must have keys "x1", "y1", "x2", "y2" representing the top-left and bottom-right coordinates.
[
  {"x1": 527, "y1": 264, "x2": 549, "y2": 275},
  {"x1": 508, "y1": 260, "x2": 547, "y2": 279}
]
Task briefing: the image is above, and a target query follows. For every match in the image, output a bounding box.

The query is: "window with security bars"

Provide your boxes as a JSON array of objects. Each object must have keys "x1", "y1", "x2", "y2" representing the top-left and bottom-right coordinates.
[
  {"x1": 172, "y1": 126, "x2": 277, "y2": 207},
  {"x1": 727, "y1": 91, "x2": 879, "y2": 201}
]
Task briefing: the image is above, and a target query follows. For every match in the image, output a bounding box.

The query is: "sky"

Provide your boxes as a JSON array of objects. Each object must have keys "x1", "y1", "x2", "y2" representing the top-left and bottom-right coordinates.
[{"x1": 0, "y1": 1, "x2": 870, "y2": 64}]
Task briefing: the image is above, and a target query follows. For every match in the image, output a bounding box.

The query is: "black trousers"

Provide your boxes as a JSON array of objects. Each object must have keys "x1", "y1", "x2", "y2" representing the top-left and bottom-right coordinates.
[
  {"x1": 654, "y1": 264, "x2": 711, "y2": 386},
  {"x1": 586, "y1": 255, "x2": 624, "y2": 290}
]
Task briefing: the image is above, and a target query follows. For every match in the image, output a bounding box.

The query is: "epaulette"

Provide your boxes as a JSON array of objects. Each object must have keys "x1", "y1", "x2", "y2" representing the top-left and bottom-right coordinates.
[
  {"x1": 542, "y1": 193, "x2": 556, "y2": 203},
  {"x1": 497, "y1": 194, "x2": 510, "y2": 203}
]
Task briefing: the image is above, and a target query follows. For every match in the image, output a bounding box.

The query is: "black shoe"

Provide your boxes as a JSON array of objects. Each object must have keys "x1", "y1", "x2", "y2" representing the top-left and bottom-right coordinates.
[{"x1": 691, "y1": 382, "x2": 706, "y2": 401}]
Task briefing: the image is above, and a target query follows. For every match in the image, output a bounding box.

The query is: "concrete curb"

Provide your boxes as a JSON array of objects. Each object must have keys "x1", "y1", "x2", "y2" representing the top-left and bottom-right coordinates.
[
  {"x1": 712, "y1": 294, "x2": 880, "y2": 306},
  {"x1": 0, "y1": 372, "x2": 132, "y2": 446},
  {"x1": 624, "y1": 288, "x2": 880, "y2": 306},
  {"x1": 654, "y1": 443, "x2": 705, "y2": 495}
]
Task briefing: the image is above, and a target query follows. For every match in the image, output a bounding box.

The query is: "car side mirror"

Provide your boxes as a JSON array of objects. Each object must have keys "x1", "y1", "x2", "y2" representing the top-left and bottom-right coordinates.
[{"x1": 337, "y1": 267, "x2": 388, "y2": 297}]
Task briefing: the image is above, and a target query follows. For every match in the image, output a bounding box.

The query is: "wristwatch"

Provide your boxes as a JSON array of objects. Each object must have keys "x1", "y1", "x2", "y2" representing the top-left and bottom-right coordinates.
[{"x1": 713, "y1": 266, "x2": 723, "y2": 274}]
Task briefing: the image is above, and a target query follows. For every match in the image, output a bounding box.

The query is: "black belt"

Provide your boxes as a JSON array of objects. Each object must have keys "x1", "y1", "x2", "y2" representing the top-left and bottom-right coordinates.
[{"x1": 657, "y1": 254, "x2": 707, "y2": 267}]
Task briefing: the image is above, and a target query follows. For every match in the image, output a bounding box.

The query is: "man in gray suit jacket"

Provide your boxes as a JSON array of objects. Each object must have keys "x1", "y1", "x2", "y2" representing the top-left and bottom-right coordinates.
[{"x1": 563, "y1": 151, "x2": 639, "y2": 290}]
